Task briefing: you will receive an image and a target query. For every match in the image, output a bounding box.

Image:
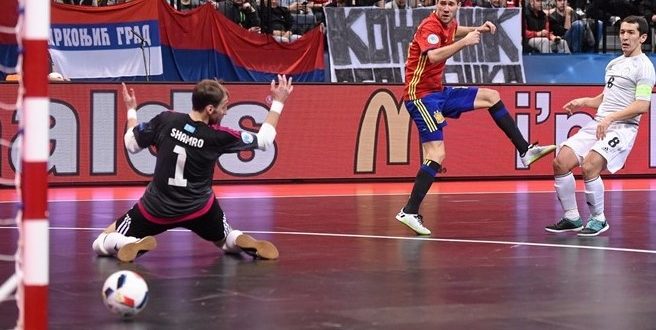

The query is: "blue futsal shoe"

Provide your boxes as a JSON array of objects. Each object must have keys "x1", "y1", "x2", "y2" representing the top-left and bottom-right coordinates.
[{"x1": 577, "y1": 217, "x2": 609, "y2": 237}]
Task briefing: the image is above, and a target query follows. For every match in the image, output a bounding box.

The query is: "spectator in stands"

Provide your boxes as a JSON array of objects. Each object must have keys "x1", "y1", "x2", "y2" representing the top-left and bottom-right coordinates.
[
  {"x1": 634, "y1": 1, "x2": 656, "y2": 24},
  {"x1": 582, "y1": 1, "x2": 641, "y2": 53},
  {"x1": 479, "y1": 0, "x2": 505, "y2": 8},
  {"x1": 177, "y1": 0, "x2": 199, "y2": 10},
  {"x1": 567, "y1": 0, "x2": 585, "y2": 11},
  {"x1": 383, "y1": 0, "x2": 412, "y2": 9},
  {"x1": 549, "y1": 0, "x2": 594, "y2": 52},
  {"x1": 211, "y1": 0, "x2": 262, "y2": 33},
  {"x1": 524, "y1": 0, "x2": 570, "y2": 53},
  {"x1": 353, "y1": 0, "x2": 382, "y2": 7},
  {"x1": 260, "y1": 0, "x2": 301, "y2": 42},
  {"x1": 96, "y1": 0, "x2": 129, "y2": 5},
  {"x1": 286, "y1": 0, "x2": 312, "y2": 14},
  {"x1": 637, "y1": 0, "x2": 656, "y2": 24},
  {"x1": 325, "y1": 0, "x2": 349, "y2": 7},
  {"x1": 285, "y1": 1, "x2": 320, "y2": 34},
  {"x1": 636, "y1": 0, "x2": 656, "y2": 50},
  {"x1": 305, "y1": 0, "x2": 334, "y2": 24},
  {"x1": 585, "y1": 0, "x2": 639, "y2": 24}
]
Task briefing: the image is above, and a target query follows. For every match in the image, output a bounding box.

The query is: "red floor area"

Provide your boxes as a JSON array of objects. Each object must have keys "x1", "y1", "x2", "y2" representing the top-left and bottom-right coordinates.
[{"x1": 1, "y1": 179, "x2": 655, "y2": 329}]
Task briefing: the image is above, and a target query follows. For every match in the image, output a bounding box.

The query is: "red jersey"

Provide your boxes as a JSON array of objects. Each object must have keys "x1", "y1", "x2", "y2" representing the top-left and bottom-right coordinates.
[{"x1": 403, "y1": 12, "x2": 457, "y2": 100}]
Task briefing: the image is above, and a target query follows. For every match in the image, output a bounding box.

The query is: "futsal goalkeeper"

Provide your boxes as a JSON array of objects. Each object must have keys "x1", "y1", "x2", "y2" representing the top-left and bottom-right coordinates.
[{"x1": 92, "y1": 75, "x2": 293, "y2": 262}]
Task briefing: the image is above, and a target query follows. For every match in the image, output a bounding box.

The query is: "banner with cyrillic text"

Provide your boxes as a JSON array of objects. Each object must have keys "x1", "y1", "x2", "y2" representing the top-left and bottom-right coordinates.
[
  {"x1": 50, "y1": 0, "x2": 164, "y2": 80},
  {"x1": 48, "y1": 0, "x2": 325, "y2": 82},
  {"x1": 324, "y1": 7, "x2": 525, "y2": 84}
]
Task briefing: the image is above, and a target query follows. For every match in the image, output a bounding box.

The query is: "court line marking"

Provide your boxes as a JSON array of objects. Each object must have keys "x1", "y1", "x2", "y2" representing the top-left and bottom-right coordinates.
[
  {"x1": 246, "y1": 231, "x2": 656, "y2": 254},
  {"x1": 1, "y1": 226, "x2": 655, "y2": 255},
  {"x1": 0, "y1": 187, "x2": 653, "y2": 203}
]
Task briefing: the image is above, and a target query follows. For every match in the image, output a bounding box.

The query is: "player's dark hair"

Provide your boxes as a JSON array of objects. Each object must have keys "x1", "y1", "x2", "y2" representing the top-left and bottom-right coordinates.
[
  {"x1": 192, "y1": 79, "x2": 229, "y2": 112},
  {"x1": 622, "y1": 16, "x2": 649, "y2": 36}
]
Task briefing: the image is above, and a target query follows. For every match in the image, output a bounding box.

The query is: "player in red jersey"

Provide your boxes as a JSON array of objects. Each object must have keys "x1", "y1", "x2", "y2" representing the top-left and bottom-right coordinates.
[{"x1": 396, "y1": 0, "x2": 556, "y2": 235}]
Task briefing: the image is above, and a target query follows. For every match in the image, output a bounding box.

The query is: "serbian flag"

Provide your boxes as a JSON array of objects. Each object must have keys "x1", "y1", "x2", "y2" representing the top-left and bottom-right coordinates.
[
  {"x1": 158, "y1": 1, "x2": 325, "y2": 82},
  {"x1": 50, "y1": 0, "x2": 163, "y2": 80}
]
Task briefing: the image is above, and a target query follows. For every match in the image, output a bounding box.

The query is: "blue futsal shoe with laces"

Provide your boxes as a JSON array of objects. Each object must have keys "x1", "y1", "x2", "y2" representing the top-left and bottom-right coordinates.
[{"x1": 577, "y1": 217, "x2": 609, "y2": 237}]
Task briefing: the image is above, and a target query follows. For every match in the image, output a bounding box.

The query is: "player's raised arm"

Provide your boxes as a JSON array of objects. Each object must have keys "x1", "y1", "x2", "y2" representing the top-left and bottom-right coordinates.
[
  {"x1": 476, "y1": 21, "x2": 496, "y2": 34},
  {"x1": 122, "y1": 83, "x2": 138, "y2": 129},
  {"x1": 428, "y1": 23, "x2": 494, "y2": 65},
  {"x1": 562, "y1": 93, "x2": 603, "y2": 115},
  {"x1": 426, "y1": 31, "x2": 481, "y2": 64},
  {"x1": 122, "y1": 83, "x2": 143, "y2": 154},
  {"x1": 455, "y1": 21, "x2": 496, "y2": 38},
  {"x1": 256, "y1": 74, "x2": 294, "y2": 150}
]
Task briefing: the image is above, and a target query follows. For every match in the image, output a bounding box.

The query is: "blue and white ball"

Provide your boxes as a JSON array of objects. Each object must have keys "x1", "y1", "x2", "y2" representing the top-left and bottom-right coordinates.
[{"x1": 102, "y1": 270, "x2": 149, "y2": 317}]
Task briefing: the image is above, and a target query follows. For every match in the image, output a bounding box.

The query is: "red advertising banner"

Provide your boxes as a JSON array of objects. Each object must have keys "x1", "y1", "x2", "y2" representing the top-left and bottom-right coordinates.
[{"x1": 0, "y1": 83, "x2": 653, "y2": 185}]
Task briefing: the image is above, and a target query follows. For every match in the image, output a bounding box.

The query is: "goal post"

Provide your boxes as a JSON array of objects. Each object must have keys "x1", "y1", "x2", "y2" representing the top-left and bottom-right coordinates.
[{"x1": 19, "y1": 0, "x2": 50, "y2": 328}]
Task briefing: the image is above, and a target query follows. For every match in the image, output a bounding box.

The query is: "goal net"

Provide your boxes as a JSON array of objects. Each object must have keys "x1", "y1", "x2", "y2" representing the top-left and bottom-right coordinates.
[{"x1": 0, "y1": 0, "x2": 50, "y2": 328}]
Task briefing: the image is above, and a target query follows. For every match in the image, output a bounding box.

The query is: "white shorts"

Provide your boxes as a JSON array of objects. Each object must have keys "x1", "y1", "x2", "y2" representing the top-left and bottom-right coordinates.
[{"x1": 559, "y1": 120, "x2": 639, "y2": 174}]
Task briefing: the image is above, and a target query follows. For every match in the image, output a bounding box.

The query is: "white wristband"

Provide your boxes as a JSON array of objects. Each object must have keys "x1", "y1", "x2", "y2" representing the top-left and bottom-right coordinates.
[
  {"x1": 270, "y1": 101, "x2": 284, "y2": 114},
  {"x1": 127, "y1": 108, "x2": 137, "y2": 120}
]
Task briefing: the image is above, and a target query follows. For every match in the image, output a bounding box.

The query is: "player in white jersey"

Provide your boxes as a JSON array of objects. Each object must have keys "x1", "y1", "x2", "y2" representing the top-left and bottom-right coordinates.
[{"x1": 545, "y1": 16, "x2": 656, "y2": 237}]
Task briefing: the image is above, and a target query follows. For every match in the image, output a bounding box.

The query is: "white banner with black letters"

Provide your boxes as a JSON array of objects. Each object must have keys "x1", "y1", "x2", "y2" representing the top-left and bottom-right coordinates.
[{"x1": 324, "y1": 7, "x2": 525, "y2": 84}]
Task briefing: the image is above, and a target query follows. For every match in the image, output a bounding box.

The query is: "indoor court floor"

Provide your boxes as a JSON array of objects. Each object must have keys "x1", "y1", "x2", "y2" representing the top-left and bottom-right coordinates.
[{"x1": 1, "y1": 179, "x2": 656, "y2": 329}]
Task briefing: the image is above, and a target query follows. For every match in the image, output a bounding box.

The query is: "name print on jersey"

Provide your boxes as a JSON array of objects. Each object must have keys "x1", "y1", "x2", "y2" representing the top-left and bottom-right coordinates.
[{"x1": 170, "y1": 128, "x2": 205, "y2": 148}]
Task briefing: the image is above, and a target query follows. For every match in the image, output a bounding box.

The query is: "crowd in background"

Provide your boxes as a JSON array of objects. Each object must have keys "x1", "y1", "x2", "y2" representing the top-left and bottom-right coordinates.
[
  {"x1": 524, "y1": 0, "x2": 656, "y2": 54},
  {"x1": 45, "y1": 0, "x2": 656, "y2": 52},
  {"x1": 51, "y1": 0, "x2": 515, "y2": 36}
]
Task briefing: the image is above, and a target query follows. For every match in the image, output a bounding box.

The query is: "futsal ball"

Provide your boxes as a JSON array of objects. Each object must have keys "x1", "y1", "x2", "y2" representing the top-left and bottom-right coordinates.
[{"x1": 102, "y1": 270, "x2": 149, "y2": 317}]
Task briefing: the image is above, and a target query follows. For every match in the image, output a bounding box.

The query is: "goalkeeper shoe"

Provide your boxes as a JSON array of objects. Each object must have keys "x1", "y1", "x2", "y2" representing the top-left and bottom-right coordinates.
[
  {"x1": 117, "y1": 236, "x2": 157, "y2": 263},
  {"x1": 235, "y1": 233, "x2": 280, "y2": 260}
]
